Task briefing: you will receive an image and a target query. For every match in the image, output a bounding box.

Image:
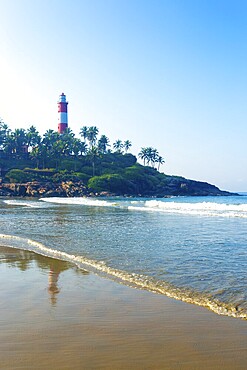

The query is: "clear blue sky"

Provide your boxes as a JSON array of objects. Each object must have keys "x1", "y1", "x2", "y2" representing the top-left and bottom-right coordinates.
[{"x1": 0, "y1": 0, "x2": 247, "y2": 191}]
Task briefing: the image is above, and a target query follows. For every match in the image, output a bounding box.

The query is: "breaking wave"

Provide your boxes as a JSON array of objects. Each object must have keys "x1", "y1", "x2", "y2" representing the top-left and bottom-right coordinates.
[
  {"x1": 0, "y1": 233, "x2": 246, "y2": 320},
  {"x1": 3, "y1": 199, "x2": 46, "y2": 208},
  {"x1": 41, "y1": 197, "x2": 117, "y2": 207},
  {"x1": 40, "y1": 197, "x2": 247, "y2": 218}
]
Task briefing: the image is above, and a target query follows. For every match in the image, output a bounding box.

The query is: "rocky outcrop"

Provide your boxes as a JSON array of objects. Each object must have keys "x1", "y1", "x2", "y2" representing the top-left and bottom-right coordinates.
[
  {"x1": 0, "y1": 181, "x2": 90, "y2": 198},
  {"x1": 153, "y1": 177, "x2": 235, "y2": 197},
  {"x1": 0, "y1": 178, "x2": 237, "y2": 198}
]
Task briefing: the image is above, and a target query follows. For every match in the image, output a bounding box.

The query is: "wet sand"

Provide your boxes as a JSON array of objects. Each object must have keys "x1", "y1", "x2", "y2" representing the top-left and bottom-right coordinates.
[{"x1": 0, "y1": 246, "x2": 246, "y2": 370}]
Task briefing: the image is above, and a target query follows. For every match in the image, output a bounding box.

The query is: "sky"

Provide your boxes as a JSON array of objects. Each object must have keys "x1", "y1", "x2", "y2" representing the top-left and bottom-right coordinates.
[{"x1": 0, "y1": 0, "x2": 247, "y2": 192}]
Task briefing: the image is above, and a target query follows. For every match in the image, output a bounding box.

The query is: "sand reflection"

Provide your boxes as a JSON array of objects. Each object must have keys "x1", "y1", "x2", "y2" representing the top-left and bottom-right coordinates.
[
  {"x1": 48, "y1": 264, "x2": 61, "y2": 305},
  {"x1": 0, "y1": 245, "x2": 88, "y2": 306}
]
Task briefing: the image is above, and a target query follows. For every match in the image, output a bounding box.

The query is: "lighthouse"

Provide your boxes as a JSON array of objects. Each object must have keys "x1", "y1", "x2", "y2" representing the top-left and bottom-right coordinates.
[{"x1": 57, "y1": 92, "x2": 68, "y2": 134}]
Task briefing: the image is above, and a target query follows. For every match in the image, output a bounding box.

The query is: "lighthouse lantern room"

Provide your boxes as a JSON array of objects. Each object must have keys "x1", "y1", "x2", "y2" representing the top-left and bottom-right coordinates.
[{"x1": 58, "y1": 93, "x2": 68, "y2": 134}]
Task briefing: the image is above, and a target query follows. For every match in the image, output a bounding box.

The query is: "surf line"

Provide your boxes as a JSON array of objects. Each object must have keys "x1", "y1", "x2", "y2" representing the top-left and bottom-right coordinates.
[{"x1": 0, "y1": 233, "x2": 246, "y2": 320}]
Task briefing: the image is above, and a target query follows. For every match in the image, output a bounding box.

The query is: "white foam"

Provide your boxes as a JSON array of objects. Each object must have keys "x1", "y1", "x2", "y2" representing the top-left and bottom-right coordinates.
[
  {"x1": 0, "y1": 233, "x2": 246, "y2": 320},
  {"x1": 145, "y1": 200, "x2": 247, "y2": 212},
  {"x1": 40, "y1": 197, "x2": 116, "y2": 207},
  {"x1": 3, "y1": 200, "x2": 43, "y2": 208},
  {"x1": 130, "y1": 200, "x2": 247, "y2": 218},
  {"x1": 39, "y1": 197, "x2": 247, "y2": 218}
]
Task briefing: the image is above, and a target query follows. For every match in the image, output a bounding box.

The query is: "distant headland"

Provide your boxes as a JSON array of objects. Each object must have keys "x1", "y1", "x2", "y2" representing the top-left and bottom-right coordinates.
[{"x1": 0, "y1": 94, "x2": 237, "y2": 197}]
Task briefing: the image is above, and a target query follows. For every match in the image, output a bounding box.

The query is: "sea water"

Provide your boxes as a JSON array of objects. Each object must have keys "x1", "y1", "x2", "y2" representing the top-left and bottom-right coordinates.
[{"x1": 0, "y1": 195, "x2": 246, "y2": 319}]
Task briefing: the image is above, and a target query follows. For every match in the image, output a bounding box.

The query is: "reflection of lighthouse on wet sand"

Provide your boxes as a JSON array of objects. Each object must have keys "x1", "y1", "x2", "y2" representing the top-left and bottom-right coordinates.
[
  {"x1": 48, "y1": 268, "x2": 60, "y2": 305},
  {"x1": 57, "y1": 92, "x2": 68, "y2": 134}
]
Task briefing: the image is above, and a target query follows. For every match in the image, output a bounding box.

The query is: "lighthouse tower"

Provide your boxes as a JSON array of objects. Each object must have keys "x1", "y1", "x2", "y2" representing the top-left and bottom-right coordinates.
[{"x1": 57, "y1": 93, "x2": 68, "y2": 134}]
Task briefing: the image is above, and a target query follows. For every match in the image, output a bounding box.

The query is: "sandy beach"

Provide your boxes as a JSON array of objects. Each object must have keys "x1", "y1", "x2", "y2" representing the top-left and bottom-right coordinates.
[{"x1": 0, "y1": 245, "x2": 246, "y2": 370}]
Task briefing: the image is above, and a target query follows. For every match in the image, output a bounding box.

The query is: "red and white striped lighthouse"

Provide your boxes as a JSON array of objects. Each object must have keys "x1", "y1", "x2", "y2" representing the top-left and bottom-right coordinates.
[{"x1": 57, "y1": 92, "x2": 68, "y2": 134}]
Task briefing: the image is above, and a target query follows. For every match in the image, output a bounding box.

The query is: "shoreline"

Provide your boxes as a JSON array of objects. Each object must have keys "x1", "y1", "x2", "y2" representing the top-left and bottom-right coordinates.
[
  {"x1": 1, "y1": 246, "x2": 246, "y2": 369},
  {"x1": 1, "y1": 233, "x2": 246, "y2": 321}
]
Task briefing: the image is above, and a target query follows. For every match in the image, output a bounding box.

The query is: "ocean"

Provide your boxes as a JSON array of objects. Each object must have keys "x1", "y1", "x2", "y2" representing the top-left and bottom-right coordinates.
[{"x1": 0, "y1": 195, "x2": 246, "y2": 319}]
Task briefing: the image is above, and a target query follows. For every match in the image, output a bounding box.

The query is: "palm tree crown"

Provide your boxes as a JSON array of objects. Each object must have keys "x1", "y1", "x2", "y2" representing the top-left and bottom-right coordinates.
[
  {"x1": 124, "y1": 140, "x2": 132, "y2": 153},
  {"x1": 113, "y1": 139, "x2": 124, "y2": 153}
]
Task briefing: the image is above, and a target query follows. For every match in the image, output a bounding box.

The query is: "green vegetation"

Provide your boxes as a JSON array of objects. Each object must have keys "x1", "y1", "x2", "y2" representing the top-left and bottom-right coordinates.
[
  {"x1": 5, "y1": 169, "x2": 32, "y2": 183},
  {"x1": 0, "y1": 120, "x2": 169, "y2": 195}
]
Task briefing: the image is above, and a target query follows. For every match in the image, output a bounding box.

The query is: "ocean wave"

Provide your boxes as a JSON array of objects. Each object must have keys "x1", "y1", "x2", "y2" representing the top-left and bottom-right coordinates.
[
  {"x1": 3, "y1": 199, "x2": 45, "y2": 208},
  {"x1": 135, "y1": 200, "x2": 247, "y2": 218},
  {"x1": 41, "y1": 197, "x2": 118, "y2": 207},
  {"x1": 40, "y1": 197, "x2": 247, "y2": 218},
  {"x1": 0, "y1": 233, "x2": 246, "y2": 320},
  {"x1": 145, "y1": 200, "x2": 247, "y2": 212}
]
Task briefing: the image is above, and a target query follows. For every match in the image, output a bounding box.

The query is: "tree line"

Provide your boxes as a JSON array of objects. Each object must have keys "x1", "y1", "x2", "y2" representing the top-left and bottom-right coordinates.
[{"x1": 0, "y1": 119, "x2": 165, "y2": 171}]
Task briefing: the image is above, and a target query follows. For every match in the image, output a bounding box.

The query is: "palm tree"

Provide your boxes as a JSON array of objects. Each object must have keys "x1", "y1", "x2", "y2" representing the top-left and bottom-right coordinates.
[
  {"x1": 79, "y1": 126, "x2": 88, "y2": 141},
  {"x1": 71, "y1": 138, "x2": 87, "y2": 157},
  {"x1": 144, "y1": 147, "x2": 154, "y2": 166},
  {"x1": 98, "y1": 135, "x2": 110, "y2": 153},
  {"x1": 27, "y1": 125, "x2": 41, "y2": 151},
  {"x1": 87, "y1": 126, "x2": 99, "y2": 148},
  {"x1": 80, "y1": 126, "x2": 99, "y2": 149},
  {"x1": 88, "y1": 146, "x2": 99, "y2": 176},
  {"x1": 30, "y1": 144, "x2": 47, "y2": 168},
  {"x1": 43, "y1": 129, "x2": 59, "y2": 145},
  {"x1": 70, "y1": 138, "x2": 88, "y2": 170},
  {"x1": 52, "y1": 140, "x2": 64, "y2": 169},
  {"x1": 68, "y1": 137, "x2": 82, "y2": 171},
  {"x1": 113, "y1": 139, "x2": 123, "y2": 153},
  {"x1": 150, "y1": 148, "x2": 159, "y2": 167},
  {"x1": 42, "y1": 130, "x2": 60, "y2": 163},
  {"x1": 157, "y1": 156, "x2": 165, "y2": 171},
  {"x1": 3, "y1": 134, "x2": 15, "y2": 156},
  {"x1": 124, "y1": 140, "x2": 132, "y2": 153},
  {"x1": 0, "y1": 120, "x2": 10, "y2": 148},
  {"x1": 43, "y1": 130, "x2": 59, "y2": 149},
  {"x1": 138, "y1": 147, "x2": 148, "y2": 166},
  {"x1": 138, "y1": 147, "x2": 161, "y2": 167},
  {"x1": 60, "y1": 128, "x2": 75, "y2": 156},
  {"x1": 11, "y1": 128, "x2": 28, "y2": 156}
]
